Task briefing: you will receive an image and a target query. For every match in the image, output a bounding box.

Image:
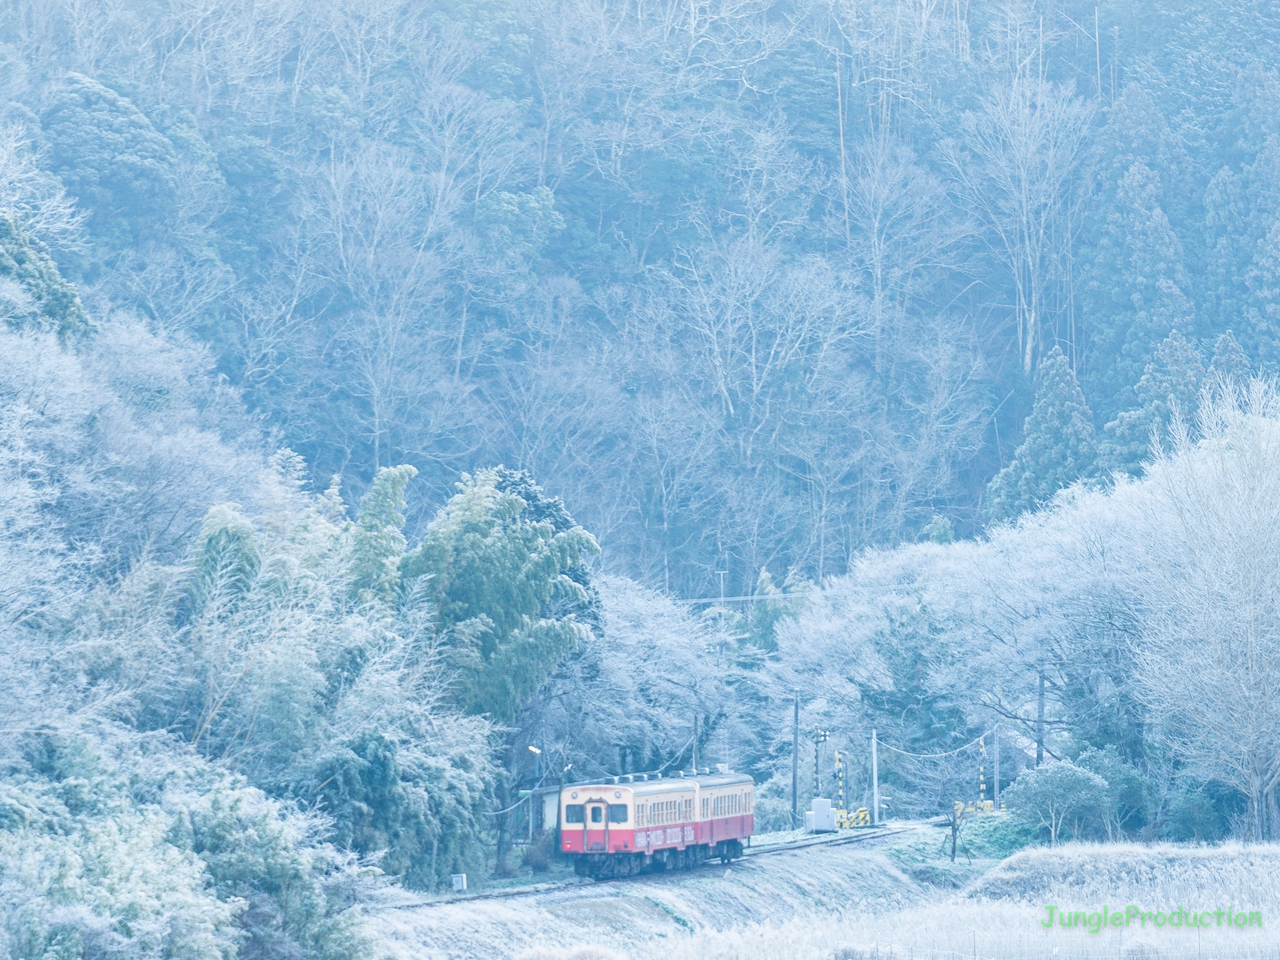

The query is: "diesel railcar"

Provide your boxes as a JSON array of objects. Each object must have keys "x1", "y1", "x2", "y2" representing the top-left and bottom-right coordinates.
[{"x1": 559, "y1": 770, "x2": 754, "y2": 879}]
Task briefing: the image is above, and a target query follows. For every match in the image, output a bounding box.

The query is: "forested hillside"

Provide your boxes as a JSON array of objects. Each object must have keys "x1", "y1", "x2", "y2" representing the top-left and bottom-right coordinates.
[
  {"x1": 5, "y1": 1, "x2": 1280, "y2": 957},
  {"x1": 4, "y1": 0, "x2": 1279, "y2": 594}
]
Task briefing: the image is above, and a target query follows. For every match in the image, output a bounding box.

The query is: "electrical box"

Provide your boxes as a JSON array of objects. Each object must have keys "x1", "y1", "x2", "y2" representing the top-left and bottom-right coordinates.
[{"x1": 809, "y1": 797, "x2": 836, "y2": 833}]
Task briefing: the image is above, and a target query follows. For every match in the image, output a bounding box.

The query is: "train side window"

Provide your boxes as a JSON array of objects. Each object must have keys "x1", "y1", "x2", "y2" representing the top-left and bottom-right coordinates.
[
  {"x1": 565, "y1": 804, "x2": 584, "y2": 824},
  {"x1": 591, "y1": 806, "x2": 603, "y2": 823},
  {"x1": 608, "y1": 804, "x2": 628, "y2": 823}
]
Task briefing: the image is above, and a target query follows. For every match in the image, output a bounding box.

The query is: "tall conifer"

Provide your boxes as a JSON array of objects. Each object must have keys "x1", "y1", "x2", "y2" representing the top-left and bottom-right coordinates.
[
  {"x1": 1099, "y1": 330, "x2": 1204, "y2": 477},
  {"x1": 1207, "y1": 329, "x2": 1252, "y2": 388},
  {"x1": 987, "y1": 347, "x2": 1096, "y2": 521}
]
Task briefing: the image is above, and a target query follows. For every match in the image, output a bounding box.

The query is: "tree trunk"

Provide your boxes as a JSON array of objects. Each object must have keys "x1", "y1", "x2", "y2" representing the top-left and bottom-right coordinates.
[{"x1": 1036, "y1": 670, "x2": 1045, "y2": 766}]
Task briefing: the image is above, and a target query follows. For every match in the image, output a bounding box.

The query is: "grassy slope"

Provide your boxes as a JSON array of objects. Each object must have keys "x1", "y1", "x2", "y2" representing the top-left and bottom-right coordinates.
[
  {"x1": 370, "y1": 819, "x2": 1280, "y2": 960},
  {"x1": 372, "y1": 831, "x2": 925, "y2": 959},
  {"x1": 619, "y1": 840, "x2": 1280, "y2": 960}
]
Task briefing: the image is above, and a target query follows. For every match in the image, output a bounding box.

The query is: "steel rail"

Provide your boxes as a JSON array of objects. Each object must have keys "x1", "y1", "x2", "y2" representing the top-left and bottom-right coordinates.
[{"x1": 386, "y1": 823, "x2": 921, "y2": 909}]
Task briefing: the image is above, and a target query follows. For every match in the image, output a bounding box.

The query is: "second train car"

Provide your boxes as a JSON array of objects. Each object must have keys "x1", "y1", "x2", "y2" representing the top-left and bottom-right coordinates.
[{"x1": 559, "y1": 769, "x2": 754, "y2": 878}]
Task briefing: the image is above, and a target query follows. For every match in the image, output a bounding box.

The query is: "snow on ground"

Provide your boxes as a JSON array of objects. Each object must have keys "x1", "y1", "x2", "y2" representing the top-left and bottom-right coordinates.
[
  {"x1": 368, "y1": 831, "x2": 1280, "y2": 960},
  {"x1": 369, "y1": 831, "x2": 924, "y2": 960}
]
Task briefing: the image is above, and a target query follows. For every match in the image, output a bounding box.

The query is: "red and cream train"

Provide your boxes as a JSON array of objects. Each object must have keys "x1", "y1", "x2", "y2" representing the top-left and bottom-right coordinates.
[{"x1": 559, "y1": 769, "x2": 754, "y2": 878}]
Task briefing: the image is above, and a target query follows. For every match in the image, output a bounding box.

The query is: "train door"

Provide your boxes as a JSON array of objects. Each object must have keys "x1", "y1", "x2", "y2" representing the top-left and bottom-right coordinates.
[{"x1": 585, "y1": 799, "x2": 608, "y2": 851}]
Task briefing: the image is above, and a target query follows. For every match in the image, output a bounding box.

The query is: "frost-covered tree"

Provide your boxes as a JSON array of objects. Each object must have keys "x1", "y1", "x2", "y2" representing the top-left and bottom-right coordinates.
[
  {"x1": 1099, "y1": 329, "x2": 1204, "y2": 477},
  {"x1": 530, "y1": 576, "x2": 733, "y2": 781},
  {"x1": 41, "y1": 73, "x2": 179, "y2": 246},
  {"x1": 1244, "y1": 219, "x2": 1280, "y2": 368},
  {"x1": 986, "y1": 347, "x2": 1096, "y2": 521},
  {"x1": 0, "y1": 214, "x2": 87, "y2": 337},
  {"x1": 402, "y1": 467, "x2": 601, "y2": 723},
  {"x1": 1002, "y1": 759, "x2": 1110, "y2": 846},
  {"x1": 1207, "y1": 329, "x2": 1252, "y2": 389},
  {"x1": 1083, "y1": 162, "x2": 1195, "y2": 412},
  {"x1": 1076, "y1": 745, "x2": 1147, "y2": 840},
  {"x1": 1134, "y1": 382, "x2": 1280, "y2": 840},
  {"x1": 69, "y1": 457, "x2": 502, "y2": 890}
]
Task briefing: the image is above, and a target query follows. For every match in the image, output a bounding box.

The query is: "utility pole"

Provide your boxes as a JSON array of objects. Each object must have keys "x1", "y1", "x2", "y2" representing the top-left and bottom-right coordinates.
[
  {"x1": 716, "y1": 570, "x2": 727, "y2": 662},
  {"x1": 835, "y1": 750, "x2": 845, "y2": 815},
  {"x1": 993, "y1": 724, "x2": 1001, "y2": 810},
  {"x1": 871, "y1": 728, "x2": 880, "y2": 826},
  {"x1": 693, "y1": 714, "x2": 699, "y2": 772},
  {"x1": 790, "y1": 691, "x2": 799, "y2": 828}
]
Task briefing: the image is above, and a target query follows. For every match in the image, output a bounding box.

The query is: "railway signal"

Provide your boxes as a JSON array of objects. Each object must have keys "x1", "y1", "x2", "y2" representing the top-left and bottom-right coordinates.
[{"x1": 812, "y1": 728, "x2": 829, "y2": 799}]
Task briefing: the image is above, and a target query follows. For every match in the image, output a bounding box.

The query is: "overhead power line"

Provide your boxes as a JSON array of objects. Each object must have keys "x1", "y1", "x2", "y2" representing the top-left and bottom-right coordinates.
[{"x1": 670, "y1": 593, "x2": 811, "y2": 604}]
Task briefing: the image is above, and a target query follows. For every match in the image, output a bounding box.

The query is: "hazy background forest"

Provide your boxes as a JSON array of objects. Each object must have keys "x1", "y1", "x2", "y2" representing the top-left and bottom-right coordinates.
[{"x1": 4, "y1": 0, "x2": 1280, "y2": 957}]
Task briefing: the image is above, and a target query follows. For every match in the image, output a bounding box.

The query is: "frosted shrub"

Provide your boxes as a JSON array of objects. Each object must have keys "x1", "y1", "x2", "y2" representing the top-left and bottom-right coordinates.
[
  {"x1": 0, "y1": 777, "x2": 240, "y2": 960},
  {"x1": 0, "y1": 732, "x2": 369, "y2": 960}
]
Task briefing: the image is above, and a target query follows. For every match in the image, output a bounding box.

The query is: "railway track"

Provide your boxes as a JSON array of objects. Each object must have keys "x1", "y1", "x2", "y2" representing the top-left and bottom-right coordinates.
[{"x1": 389, "y1": 822, "x2": 921, "y2": 909}]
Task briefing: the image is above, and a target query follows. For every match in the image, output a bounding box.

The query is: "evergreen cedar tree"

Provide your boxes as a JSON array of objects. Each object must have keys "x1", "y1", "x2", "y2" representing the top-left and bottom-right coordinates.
[
  {"x1": 1099, "y1": 329, "x2": 1204, "y2": 477},
  {"x1": 0, "y1": 214, "x2": 88, "y2": 338},
  {"x1": 1082, "y1": 161, "x2": 1195, "y2": 418},
  {"x1": 1098, "y1": 329, "x2": 1251, "y2": 479},
  {"x1": 986, "y1": 346, "x2": 1096, "y2": 521}
]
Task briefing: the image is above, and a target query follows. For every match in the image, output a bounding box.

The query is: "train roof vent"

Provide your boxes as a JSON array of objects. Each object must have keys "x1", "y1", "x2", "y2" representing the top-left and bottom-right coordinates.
[{"x1": 624, "y1": 775, "x2": 635, "y2": 782}]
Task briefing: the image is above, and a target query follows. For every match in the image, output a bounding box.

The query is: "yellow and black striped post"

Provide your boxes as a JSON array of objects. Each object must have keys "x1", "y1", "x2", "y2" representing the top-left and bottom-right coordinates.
[
  {"x1": 835, "y1": 750, "x2": 845, "y2": 821},
  {"x1": 978, "y1": 736, "x2": 987, "y2": 807}
]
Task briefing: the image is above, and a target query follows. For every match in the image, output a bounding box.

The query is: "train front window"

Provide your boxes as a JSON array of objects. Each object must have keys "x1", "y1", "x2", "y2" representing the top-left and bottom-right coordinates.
[
  {"x1": 565, "y1": 804, "x2": 584, "y2": 823},
  {"x1": 608, "y1": 804, "x2": 628, "y2": 823},
  {"x1": 590, "y1": 805, "x2": 603, "y2": 823}
]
